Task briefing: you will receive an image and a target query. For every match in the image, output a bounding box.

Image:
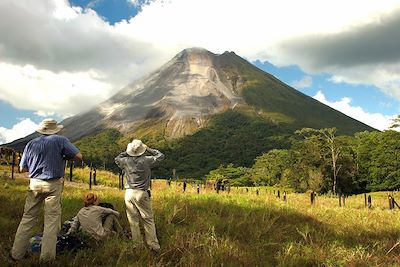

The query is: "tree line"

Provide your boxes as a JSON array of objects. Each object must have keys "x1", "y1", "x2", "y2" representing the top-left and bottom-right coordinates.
[{"x1": 206, "y1": 128, "x2": 400, "y2": 194}]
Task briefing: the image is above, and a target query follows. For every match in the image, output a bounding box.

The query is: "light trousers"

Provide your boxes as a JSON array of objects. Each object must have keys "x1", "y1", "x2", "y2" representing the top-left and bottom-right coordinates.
[
  {"x1": 124, "y1": 189, "x2": 160, "y2": 250},
  {"x1": 103, "y1": 214, "x2": 122, "y2": 236},
  {"x1": 12, "y1": 178, "x2": 63, "y2": 261}
]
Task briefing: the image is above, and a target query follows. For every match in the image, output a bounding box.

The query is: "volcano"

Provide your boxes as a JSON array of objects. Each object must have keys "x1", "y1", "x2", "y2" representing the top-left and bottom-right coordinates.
[{"x1": 6, "y1": 47, "x2": 375, "y2": 153}]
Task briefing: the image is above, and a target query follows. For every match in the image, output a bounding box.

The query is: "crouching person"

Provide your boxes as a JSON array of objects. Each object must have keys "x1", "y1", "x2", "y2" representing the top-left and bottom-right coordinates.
[
  {"x1": 67, "y1": 193, "x2": 122, "y2": 240},
  {"x1": 115, "y1": 139, "x2": 164, "y2": 252}
]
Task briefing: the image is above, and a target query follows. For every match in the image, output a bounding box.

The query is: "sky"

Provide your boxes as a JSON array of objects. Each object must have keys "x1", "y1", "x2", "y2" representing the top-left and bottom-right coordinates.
[{"x1": 1, "y1": 0, "x2": 400, "y2": 144}]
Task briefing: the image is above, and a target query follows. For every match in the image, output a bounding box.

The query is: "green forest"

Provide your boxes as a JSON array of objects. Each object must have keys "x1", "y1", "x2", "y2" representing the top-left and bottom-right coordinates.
[
  {"x1": 207, "y1": 128, "x2": 400, "y2": 194},
  {"x1": 74, "y1": 111, "x2": 400, "y2": 195}
]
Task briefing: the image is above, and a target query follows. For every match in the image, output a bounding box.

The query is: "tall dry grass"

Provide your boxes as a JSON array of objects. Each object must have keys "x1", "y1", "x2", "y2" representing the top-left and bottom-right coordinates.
[{"x1": 1, "y1": 171, "x2": 400, "y2": 266}]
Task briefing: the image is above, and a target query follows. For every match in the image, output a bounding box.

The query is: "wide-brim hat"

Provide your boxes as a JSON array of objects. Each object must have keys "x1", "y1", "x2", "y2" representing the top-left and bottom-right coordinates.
[
  {"x1": 126, "y1": 139, "x2": 147, "y2": 157},
  {"x1": 36, "y1": 119, "x2": 63, "y2": 135}
]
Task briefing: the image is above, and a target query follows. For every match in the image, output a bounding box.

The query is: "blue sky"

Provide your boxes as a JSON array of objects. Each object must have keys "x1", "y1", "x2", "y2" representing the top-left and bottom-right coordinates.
[
  {"x1": 70, "y1": 0, "x2": 142, "y2": 24},
  {"x1": 1, "y1": 0, "x2": 400, "y2": 143}
]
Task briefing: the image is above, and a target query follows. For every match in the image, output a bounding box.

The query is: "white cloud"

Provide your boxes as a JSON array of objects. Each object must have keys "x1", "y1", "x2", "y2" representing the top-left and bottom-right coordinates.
[
  {"x1": 34, "y1": 110, "x2": 55, "y2": 117},
  {"x1": 0, "y1": 63, "x2": 113, "y2": 116},
  {"x1": 328, "y1": 64, "x2": 400, "y2": 100},
  {"x1": 291, "y1": 76, "x2": 313, "y2": 89},
  {"x1": 0, "y1": 118, "x2": 39, "y2": 144},
  {"x1": 313, "y1": 90, "x2": 395, "y2": 131},
  {"x1": 0, "y1": 0, "x2": 399, "y2": 118}
]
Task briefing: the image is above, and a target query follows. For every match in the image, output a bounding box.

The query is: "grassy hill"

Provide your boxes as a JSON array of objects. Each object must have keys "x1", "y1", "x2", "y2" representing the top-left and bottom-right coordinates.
[{"x1": 1, "y1": 171, "x2": 400, "y2": 266}]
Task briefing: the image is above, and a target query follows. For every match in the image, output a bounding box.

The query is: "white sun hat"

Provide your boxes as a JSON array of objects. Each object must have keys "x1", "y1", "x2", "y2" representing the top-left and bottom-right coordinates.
[
  {"x1": 36, "y1": 119, "x2": 63, "y2": 135},
  {"x1": 126, "y1": 139, "x2": 147, "y2": 157}
]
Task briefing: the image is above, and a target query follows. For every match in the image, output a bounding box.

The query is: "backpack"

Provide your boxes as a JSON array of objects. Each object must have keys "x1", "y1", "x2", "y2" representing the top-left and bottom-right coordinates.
[
  {"x1": 29, "y1": 220, "x2": 89, "y2": 254},
  {"x1": 98, "y1": 202, "x2": 115, "y2": 210}
]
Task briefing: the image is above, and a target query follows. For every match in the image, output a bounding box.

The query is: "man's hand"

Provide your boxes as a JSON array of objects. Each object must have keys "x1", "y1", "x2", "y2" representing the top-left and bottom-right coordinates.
[{"x1": 74, "y1": 152, "x2": 83, "y2": 161}]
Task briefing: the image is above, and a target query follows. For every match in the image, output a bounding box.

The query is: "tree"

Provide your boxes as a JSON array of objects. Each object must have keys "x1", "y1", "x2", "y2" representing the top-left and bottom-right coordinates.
[
  {"x1": 295, "y1": 128, "x2": 341, "y2": 195},
  {"x1": 355, "y1": 130, "x2": 400, "y2": 191},
  {"x1": 205, "y1": 164, "x2": 251, "y2": 186},
  {"x1": 249, "y1": 149, "x2": 292, "y2": 185}
]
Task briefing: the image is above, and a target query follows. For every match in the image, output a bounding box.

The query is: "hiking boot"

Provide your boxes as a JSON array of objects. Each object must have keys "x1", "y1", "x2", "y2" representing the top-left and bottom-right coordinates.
[
  {"x1": 149, "y1": 247, "x2": 161, "y2": 256},
  {"x1": 9, "y1": 251, "x2": 23, "y2": 265}
]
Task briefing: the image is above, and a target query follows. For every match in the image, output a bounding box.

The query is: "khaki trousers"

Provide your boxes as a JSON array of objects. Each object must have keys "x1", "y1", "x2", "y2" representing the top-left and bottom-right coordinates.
[
  {"x1": 12, "y1": 178, "x2": 63, "y2": 261},
  {"x1": 125, "y1": 189, "x2": 160, "y2": 250},
  {"x1": 102, "y1": 214, "x2": 122, "y2": 236}
]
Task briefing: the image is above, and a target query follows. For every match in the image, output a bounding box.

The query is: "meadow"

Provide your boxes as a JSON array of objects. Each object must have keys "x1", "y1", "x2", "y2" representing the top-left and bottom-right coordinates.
[{"x1": 1, "y1": 166, "x2": 400, "y2": 266}]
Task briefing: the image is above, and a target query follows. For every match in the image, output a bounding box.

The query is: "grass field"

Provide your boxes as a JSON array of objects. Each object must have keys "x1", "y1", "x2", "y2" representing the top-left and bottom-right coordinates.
[{"x1": 1, "y1": 168, "x2": 400, "y2": 266}]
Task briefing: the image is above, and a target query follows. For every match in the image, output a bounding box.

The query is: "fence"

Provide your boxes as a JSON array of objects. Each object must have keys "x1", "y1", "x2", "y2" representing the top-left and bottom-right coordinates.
[
  {"x1": 0, "y1": 148, "x2": 22, "y2": 180},
  {"x1": 2, "y1": 148, "x2": 400, "y2": 210}
]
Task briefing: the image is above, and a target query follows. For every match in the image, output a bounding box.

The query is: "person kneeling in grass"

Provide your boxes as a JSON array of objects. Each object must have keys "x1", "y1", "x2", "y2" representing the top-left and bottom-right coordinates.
[{"x1": 67, "y1": 193, "x2": 122, "y2": 240}]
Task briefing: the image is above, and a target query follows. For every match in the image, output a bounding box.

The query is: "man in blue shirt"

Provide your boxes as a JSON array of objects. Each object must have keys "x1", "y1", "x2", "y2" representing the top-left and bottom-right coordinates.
[{"x1": 11, "y1": 119, "x2": 82, "y2": 262}]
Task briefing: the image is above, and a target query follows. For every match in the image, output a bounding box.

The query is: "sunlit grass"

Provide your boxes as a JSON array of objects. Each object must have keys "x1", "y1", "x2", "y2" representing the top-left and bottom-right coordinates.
[{"x1": 1, "y1": 170, "x2": 400, "y2": 266}]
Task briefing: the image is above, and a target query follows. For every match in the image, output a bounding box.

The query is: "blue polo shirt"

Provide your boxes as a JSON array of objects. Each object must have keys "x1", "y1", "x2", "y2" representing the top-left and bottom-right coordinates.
[{"x1": 20, "y1": 135, "x2": 80, "y2": 180}]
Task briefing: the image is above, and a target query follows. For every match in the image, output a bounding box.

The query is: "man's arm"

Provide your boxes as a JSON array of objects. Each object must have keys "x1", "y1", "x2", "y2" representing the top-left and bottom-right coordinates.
[
  {"x1": 99, "y1": 206, "x2": 120, "y2": 217},
  {"x1": 115, "y1": 152, "x2": 128, "y2": 169},
  {"x1": 145, "y1": 148, "x2": 165, "y2": 165},
  {"x1": 19, "y1": 147, "x2": 29, "y2": 173},
  {"x1": 63, "y1": 137, "x2": 82, "y2": 161},
  {"x1": 66, "y1": 216, "x2": 80, "y2": 235}
]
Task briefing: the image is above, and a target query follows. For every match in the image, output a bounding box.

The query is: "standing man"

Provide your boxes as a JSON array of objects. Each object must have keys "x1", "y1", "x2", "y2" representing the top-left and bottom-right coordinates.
[
  {"x1": 115, "y1": 139, "x2": 164, "y2": 252},
  {"x1": 11, "y1": 119, "x2": 82, "y2": 262}
]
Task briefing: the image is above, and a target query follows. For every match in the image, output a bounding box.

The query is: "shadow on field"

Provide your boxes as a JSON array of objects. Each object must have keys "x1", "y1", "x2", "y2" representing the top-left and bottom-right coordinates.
[
  {"x1": 153, "y1": 196, "x2": 332, "y2": 266},
  {"x1": 152, "y1": 194, "x2": 399, "y2": 267}
]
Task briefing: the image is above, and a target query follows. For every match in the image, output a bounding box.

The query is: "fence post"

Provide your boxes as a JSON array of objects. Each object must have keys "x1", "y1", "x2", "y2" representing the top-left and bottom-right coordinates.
[
  {"x1": 283, "y1": 191, "x2": 287, "y2": 202},
  {"x1": 368, "y1": 195, "x2": 372, "y2": 208},
  {"x1": 391, "y1": 195, "x2": 400, "y2": 209},
  {"x1": 364, "y1": 193, "x2": 367, "y2": 207},
  {"x1": 118, "y1": 171, "x2": 124, "y2": 190},
  {"x1": 342, "y1": 194, "x2": 346, "y2": 207},
  {"x1": 93, "y1": 166, "x2": 97, "y2": 186},
  {"x1": 11, "y1": 151, "x2": 15, "y2": 179},
  {"x1": 389, "y1": 195, "x2": 393, "y2": 209},
  {"x1": 89, "y1": 164, "x2": 92, "y2": 190},
  {"x1": 69, "y1": 161, "x2": 73, "y2": 181},
  {"x1": 17, "y1": 152, "x2": 21, "y2": 173},
  {"x1": 310, "y1": 191, "x2": 315, "y2": 205},
  {"x1": 277, "y1": 190, "x2": 280, "y2": 199},
  {"x1": 339, "y1": 194, "x2": 342, "y2": 207}
]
